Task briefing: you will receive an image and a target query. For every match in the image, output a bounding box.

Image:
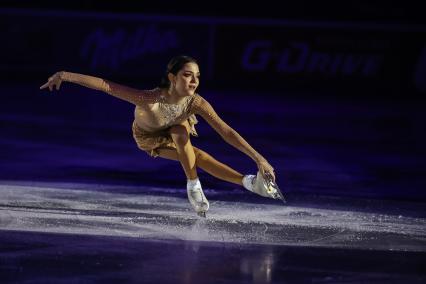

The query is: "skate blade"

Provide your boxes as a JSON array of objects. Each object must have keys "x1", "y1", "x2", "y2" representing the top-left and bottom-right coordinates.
[
  {"x1": 274, "y1": 187, "x2": 286, "y2": 203},
  {"x1": 264, "y1": 172, "x2": 286, "y2": 203},
  {"x1": 197, "y1": 211, "x2": 206, "y2": 218}
]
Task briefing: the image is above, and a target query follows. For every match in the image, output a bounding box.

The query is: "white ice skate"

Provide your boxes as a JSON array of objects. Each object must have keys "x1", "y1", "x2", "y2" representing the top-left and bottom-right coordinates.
[
  {"x1": 186, "y1": 177, "x2": 209, "y2": 217},
  {"x1": 243, "y1": 171, "x2": 286, "y2": 202}
]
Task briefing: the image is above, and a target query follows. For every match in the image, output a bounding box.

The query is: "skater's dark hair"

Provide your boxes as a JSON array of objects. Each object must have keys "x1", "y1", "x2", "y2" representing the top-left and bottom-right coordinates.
[{"x1": 159, "y1": 55, "x2": 198, "y2": 89}]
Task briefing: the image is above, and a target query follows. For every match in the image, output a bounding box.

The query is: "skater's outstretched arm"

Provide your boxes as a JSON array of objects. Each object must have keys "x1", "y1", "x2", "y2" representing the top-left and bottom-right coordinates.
[
  {"x1": 40, "y1": 71, "x2": 157, "y2": 106},
  {"x1": 190, "y1": 94, "x2": 276, "y2": 181}
]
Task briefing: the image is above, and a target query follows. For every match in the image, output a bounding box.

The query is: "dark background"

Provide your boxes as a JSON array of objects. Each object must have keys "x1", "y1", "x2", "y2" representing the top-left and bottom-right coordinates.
[
  {"x1": 2, "y1": 0, "x2": 425, "y2": 23},
  {"x1": 1, "y1": 3, "x2": 426, "y2": 283},
  {"x1": 2, "y1": 1, "x2": 426, "y2": 98},
  {"x1": 1, "y1": 1, "x2": 425, "y2": 201}
]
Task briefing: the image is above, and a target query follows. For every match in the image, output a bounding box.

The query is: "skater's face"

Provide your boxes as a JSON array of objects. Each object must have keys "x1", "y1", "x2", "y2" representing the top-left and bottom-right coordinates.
[{"x1": 168, "y1": 62, "x2": 200, "y2": 96}]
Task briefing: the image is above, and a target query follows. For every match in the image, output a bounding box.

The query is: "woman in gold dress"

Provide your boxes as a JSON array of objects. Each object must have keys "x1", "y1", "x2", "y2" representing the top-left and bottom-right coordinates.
[{"x1": 40, "y1": 55, "x2": 283, "y2": 217}]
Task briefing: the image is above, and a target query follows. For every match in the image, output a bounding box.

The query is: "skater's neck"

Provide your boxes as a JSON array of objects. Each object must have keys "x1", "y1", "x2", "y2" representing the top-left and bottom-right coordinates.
[{"x1": 163, "y1": 88, "x2": 188, "y2": 104}]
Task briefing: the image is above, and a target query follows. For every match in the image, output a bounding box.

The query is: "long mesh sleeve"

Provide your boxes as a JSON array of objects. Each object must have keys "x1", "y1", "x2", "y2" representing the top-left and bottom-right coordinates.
[
  {"x1": 190, "y1": 94, "x2": 264, "y2": 163},
  {"x1": 60, "y1": 71, "x2": 159, "y2": 105}
]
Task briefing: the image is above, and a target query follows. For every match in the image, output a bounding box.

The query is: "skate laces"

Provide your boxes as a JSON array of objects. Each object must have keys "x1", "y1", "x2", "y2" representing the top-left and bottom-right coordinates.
[
  {"x1": 243, "y1": 174, "x2": 256, "y2": 192},
  {"x1": 251, "y1": 176, "x2": 256, "y2": 186}
]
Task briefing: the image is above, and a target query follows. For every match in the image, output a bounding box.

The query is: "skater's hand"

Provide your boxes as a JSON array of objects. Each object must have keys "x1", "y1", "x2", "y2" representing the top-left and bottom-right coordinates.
[
  {"x1": 40, "y1": 71, "x2": 64, "y2": 92},
  {"x1": 257, "y1": 158, "x2": 275, "y2": 181}
]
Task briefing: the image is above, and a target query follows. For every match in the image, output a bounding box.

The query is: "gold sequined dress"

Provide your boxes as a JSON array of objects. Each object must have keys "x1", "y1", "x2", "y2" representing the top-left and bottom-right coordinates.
[{"x1": 131, "y1": 88, "x2": 199, "y2": 157}]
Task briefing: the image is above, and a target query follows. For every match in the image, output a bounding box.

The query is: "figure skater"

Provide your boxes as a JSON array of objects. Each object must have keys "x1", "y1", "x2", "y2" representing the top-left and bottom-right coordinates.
[{"x1": 40, "y1": 55, "x2": 284, "y2": 217}]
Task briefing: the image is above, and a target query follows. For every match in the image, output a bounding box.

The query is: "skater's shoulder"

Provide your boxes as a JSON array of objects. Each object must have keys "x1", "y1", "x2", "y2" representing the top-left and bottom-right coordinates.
[
  {"x1": 139, "y1": 87, "x2": 167, "y2": 102},
  {"x1": 188, "y1": 93, "x2": 208, "y2": 109},
  {"x1": 188, "y1": 94, "x2": 221, "y2": 120},
  {"x1": 144, "y1": 87, "x2": 163, "y2": 96},
  {"x1": 189, "y1": 93, "x2": 207, "y2": 104}
]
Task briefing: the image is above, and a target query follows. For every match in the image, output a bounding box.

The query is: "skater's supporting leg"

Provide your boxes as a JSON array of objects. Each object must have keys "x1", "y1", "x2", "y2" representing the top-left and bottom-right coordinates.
[
  {"x1": 168, "y1": 121, "x2": 209, "y2": 215},
  {"x1": 169, "y1": 122, "x2": 197, "y2": 180}
]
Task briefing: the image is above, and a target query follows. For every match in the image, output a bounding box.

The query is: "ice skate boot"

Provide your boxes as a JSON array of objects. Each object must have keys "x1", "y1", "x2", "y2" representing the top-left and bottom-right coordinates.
[
  {"x1": 242, "y1": 174, "x2": 256, "y2": 192},
  {"x1": 244, "y1": 172, "x2": 286, "y2": 203},
  {"x1": 186, "y1": 177, "x2": 209, "y2": 217}
]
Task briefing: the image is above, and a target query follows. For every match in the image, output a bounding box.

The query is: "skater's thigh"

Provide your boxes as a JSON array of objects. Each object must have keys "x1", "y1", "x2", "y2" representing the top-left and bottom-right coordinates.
[
  {"x1": 157, "y1": 120, "x2": 194, "y2": 161},
  {"x1": 156, "y1": 144, "x2": 202, "y2": 162}
]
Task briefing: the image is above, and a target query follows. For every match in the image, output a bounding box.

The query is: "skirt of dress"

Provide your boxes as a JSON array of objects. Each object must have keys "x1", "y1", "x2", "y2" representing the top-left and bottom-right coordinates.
[{"x1": 132, "y1": 115, "x2": 198, "y2": 158}]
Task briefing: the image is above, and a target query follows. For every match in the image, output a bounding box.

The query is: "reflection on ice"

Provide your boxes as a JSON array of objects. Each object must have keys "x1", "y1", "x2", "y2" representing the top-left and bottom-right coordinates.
[
  {"x1": 0, "y1": 182, "x2": 425, "y2": 252},
  {"x1": 240, "y1": 249, "x2": 275, "y2": 284}
]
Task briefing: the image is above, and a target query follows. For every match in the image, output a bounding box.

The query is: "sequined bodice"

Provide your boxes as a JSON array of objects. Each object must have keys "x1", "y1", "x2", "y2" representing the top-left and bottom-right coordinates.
[{"x1": 134, "y1": 90, "x2": 194, "y2": 132}]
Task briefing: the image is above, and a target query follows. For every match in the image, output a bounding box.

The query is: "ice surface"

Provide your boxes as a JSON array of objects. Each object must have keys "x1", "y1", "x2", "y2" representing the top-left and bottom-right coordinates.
[{"x1": 1, "y1": 182, "x2": 425, "y2": 252}]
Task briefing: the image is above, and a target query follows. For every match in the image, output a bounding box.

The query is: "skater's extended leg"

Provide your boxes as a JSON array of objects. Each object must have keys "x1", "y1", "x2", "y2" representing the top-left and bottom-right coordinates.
[
  {"x1": 192, "y1": 146, "x2": 243, "y2": 185},
  {"x1": 156, "y1": 146, "x2": 283, "y2": 201},
  {"x1": 156, "y1": 146, "x2": 243, "y2": 186}
]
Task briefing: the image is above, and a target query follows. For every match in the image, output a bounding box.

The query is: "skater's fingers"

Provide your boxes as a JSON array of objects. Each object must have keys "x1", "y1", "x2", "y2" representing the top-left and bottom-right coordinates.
[
  {"x1": 40, "y1": 82, "x2": 49, "y2": 90},
  {"x1": 48, "y1": 84, "x2": 53, "y2": 91},
  {"x1": 263, "y1": 170, "x2": 276, "y2": 182}
]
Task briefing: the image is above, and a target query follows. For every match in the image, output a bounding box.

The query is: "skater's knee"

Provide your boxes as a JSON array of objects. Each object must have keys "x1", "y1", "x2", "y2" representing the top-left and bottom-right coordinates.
[
  {"x1": 170, "y1": 124, "x2": 189, "y2": 145},
  {"x1": 193, "y1": 147, "x2": 208, "y2": 165}
]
